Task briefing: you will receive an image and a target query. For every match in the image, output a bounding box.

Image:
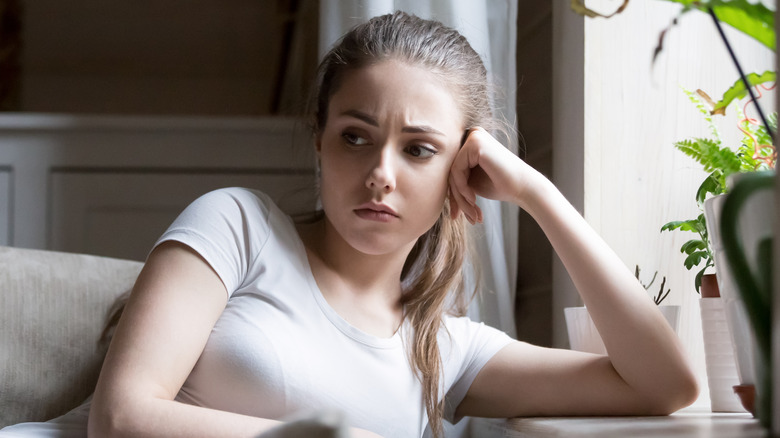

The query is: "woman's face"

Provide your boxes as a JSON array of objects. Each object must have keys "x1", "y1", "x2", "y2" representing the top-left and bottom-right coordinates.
[{"x1": 317, "y1": 59, "x2": 465, "y2": 257}]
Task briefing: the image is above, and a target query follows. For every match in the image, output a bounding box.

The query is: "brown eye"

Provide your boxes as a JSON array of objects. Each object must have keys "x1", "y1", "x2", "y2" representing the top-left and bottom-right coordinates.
[
  {"x1": 343, "y1": 132, "x2": 369, "y2": 146},
  {"x1": 405, "y1": 144, "x2": 436, "y2": 158}
]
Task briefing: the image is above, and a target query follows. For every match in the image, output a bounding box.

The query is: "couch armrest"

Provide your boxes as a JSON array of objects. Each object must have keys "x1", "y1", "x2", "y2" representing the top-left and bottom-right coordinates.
[{"x1": 0, "y1": 246, "x2": 143, "y2": 428}]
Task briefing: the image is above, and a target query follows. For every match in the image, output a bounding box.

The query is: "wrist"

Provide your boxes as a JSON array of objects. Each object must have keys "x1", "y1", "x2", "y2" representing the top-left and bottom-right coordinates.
[{"x1": 514, "y1": 169, "x2": 556, "y2": 213}]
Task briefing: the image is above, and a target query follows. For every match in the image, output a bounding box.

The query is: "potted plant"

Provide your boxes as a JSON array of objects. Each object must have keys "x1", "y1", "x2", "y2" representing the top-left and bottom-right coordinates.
[
  {"x1": 655, "y1": 0, "x2": 776, "y2": 424},
  {"x1": 653, "y1": 0, "x2": 776, "y2": 419},
  {"x1": 660, "y1": 89, "x2": 776, "y2": 293},
  {"x1": 660, "y1": 87, "x2": 775, "y2": 412},
  {"x1": 572, "y1": 0, "x2": 776, "y2": 290}
]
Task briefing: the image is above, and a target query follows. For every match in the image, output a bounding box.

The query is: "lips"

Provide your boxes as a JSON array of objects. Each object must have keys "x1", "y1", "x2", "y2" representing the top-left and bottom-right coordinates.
[{"x1": 354, "y1": 202, "x2": 399, "y2": 222}]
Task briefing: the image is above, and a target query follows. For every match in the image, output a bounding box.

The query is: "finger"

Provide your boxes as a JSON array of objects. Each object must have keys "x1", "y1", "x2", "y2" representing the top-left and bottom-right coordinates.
[
  {"x1": 461, "y1": 131, "x2": 487, "y2": 224},
  {"x1": 450, "y1": 135, "x2": 486, "y2": 224},
  {"x1": 448, "y1": 175, "x2": 470, "y2": 223},
  {"x1": 448, "y1": 173, "x2": 477, "y2": 224},
  {"x1": 450, "y1": 142, "x2": 478, "y2": 207},
  {"x1": 450, "y1": 166, "x2": 476, "y2": 207},
  {"x1": 448, "y1": 187, "x2": 460, "y2": 220}
]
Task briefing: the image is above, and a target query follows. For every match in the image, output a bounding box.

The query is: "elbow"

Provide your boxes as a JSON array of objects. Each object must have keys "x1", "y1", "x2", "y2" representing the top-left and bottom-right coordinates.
[
  {"x1": 88, "y1": 398, "x2": 136, "y2": 438},
  {"x1": 642, "y1": 373, "x2": 700, "y2": 416},
  {"x1": 87, "y1": 404, "x2": 116, "y2": 438},
  {"x1": 669, "y1": 374, "x2": 700, "y2": 413},
  {"x1": 668, "y1": 365, "x2": 700, "y2": 413}
]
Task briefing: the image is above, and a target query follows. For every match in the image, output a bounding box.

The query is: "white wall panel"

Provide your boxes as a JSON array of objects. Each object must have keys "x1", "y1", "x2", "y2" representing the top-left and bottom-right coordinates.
[
  {"x1": 49, "y1": 171, "x2": 315, "y2": 261},
  {"x1": 0, "y1": 115, "x2": 315, "y2": 258}
]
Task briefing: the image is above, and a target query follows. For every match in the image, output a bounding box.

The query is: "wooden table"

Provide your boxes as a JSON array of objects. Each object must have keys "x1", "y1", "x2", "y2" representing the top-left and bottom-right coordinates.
[{"x1": 470, "y1": 407, "x2": 767, "y2": 437}]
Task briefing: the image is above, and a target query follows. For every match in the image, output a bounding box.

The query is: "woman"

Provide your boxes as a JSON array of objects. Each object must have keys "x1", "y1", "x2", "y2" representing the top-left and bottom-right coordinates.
[{"x1": 3, "y1": 10, "x2": 698, "y2": 438}]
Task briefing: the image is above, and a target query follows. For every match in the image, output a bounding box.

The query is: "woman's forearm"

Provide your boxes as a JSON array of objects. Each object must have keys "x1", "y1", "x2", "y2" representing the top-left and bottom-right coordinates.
[
  {"x1": 88, "y1": 396, "x2": 382, "y2": 438},
  {"x1": 518, "y1": 174, "x2": 698, "y2": 409},
  {"x1": 88, "y1": 395, "x2": 282, "y2": 438}
]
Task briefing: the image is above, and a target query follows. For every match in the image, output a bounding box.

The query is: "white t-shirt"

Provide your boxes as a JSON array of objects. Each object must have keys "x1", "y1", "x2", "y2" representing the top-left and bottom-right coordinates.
[
  {"x1": 160, "y1": 188, "x2": 513, "y2": 437},
  {"x1": 0, "y1": 187, "x2": 513, "y2": 438}
]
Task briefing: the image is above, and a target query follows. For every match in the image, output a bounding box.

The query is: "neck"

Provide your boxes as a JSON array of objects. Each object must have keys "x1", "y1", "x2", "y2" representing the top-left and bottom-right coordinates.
[
  {"x1": 297, "y1": 217, "x2": 414, "y2": 336},
  {"x1": 305, "y1": 217, "x2": 412, "y2": 297}
]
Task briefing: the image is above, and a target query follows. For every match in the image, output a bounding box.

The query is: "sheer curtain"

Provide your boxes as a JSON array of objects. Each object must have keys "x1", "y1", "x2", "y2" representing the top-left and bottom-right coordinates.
[{"x1": 318, "y1": 0, "x2": 519, "y2": 340}]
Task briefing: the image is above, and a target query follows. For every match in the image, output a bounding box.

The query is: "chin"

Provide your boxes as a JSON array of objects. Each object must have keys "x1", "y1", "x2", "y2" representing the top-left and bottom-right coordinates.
[{"x1": 349, "y1": 236, "x2": 409, "y2": 257}]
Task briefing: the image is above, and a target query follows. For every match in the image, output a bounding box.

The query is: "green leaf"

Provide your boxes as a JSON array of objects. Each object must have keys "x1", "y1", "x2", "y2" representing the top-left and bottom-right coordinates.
[
  {"x1": 674, "y1": 138, "x2": 723, "y2": 166},
  {"x1": 659, "y1": 0, "x2": 775, "y2": 50},
  {"x1": 688, "y1": 88, "x2": 722, "y2": 139},
  {"x1": 696, "y1": 213, "x2": 708, "y2": 234},
  {"x1": 694, "y1": 266, "x2": 708, "y2": 293},
  {"x1": 681, "y1": 239, "x2": 707, "y2": 254},
  {"x1": 712, "y1": 2, "x2": 775, "y2": 50},
  {"x1": 674, "y1": 137, "x2": 741, "y2": 186},
  {"x1": 696, "y1": 173, "x2": 723, "y2": 205},
  {"x1": 661, "y1": 219, "x2": 700, "y2": 232},
  {"x1": 661, "y1": 221, "x2": 683, "y2": 232},
  {"x1": 712, "y1": 71, "x2": 777, "y2": 115},
  {"x1": 684, "y1": 250, "x2": 709, "y2": 270},
  {"x1": 735, "y1": 107, "x2": 777, "y2": 171}
]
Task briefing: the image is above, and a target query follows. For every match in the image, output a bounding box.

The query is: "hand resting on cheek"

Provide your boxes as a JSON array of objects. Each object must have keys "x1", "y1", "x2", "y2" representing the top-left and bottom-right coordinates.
[{"x1": 448, "y1": 127, "x2": 539, "y2": 224}]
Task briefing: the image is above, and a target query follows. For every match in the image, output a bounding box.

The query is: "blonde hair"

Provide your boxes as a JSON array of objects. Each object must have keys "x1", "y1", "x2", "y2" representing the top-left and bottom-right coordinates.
[{"x1": 313, "y1": 11, "x2": 496, "y2": 437}]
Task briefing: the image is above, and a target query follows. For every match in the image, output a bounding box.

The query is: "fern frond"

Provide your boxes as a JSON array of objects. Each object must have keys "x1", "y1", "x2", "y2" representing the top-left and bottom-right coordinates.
[
  {"x1": 684, "y1": 88, "x2": 722, "y2": 141},
  {"x1": 675, "y1": 137, "x2": 742, "y2": 187},
  {"x1": 707, "y1": 146, "x2": 742, "y2": 177}
]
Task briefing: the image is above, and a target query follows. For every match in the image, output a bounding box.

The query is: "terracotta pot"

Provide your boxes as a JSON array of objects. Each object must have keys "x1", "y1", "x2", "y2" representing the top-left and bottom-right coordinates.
[
  {"x1": 733, "y1": 384, "x2": 756, "y2": 415},
  {"x1": 700, "y1": 273, "x2": 720, "y2": 298}
]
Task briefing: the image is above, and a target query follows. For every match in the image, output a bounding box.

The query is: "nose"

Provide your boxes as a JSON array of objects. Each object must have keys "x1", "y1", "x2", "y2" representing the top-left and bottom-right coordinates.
[{"x1": 366, "y1": 145, "x2": 396, "y2": 193}]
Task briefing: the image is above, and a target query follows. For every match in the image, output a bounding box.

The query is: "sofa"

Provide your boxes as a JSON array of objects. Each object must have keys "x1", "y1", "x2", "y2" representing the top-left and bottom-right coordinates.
[
  {"x1": 0, "y1": 246, "x2": 354, "y2": 437},
  {"x1": 0, "y1": 246, "x2": 143, "y2": 429}
]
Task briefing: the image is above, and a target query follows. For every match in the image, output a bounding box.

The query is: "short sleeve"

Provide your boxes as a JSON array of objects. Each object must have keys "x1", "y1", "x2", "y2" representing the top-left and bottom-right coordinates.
[
  {"x1": 154, "y1": 187, "x2": 274, "y2": 296},
  {"x1": 440, "y1": 316, "x2": 514, "y2": 424}
]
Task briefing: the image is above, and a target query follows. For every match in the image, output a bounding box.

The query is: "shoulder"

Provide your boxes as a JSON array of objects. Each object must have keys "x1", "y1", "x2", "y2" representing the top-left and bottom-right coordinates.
[
  {"x1": 192, "y1": 187, "x2": 276, "y2": 215},
  {"x1": 165, "y1": 186, "x2": 295, "y2": 249},
  {"x1": 440, "y1": 315, "x2": 514, "y2": 363},
  {"x1": 155, "y1": 188, "x2": 291, "y2": 295},
  {"x1": 442, "y1": 315, "x2": 510, "y2": 342},
  {"x1": 177, "y1": 187, "x2": 287, "y2": 231}
]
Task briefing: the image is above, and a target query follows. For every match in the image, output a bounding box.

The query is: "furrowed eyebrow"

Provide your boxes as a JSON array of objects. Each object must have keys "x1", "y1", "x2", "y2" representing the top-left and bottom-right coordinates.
[
  {"x1": 401, "y1": 125, "x2": 445, "y2": 136},
  {"x1": 340, "y1": 109, "x2": 445, "y2": 136},
  {"x1": 340, "y1": 110, "x2": 378, "y2": 127}
]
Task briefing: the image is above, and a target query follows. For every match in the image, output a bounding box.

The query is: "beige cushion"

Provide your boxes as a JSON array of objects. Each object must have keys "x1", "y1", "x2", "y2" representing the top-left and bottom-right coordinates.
[{"x1": 0, "y1": 246, "x2": 143, "y2": 428}]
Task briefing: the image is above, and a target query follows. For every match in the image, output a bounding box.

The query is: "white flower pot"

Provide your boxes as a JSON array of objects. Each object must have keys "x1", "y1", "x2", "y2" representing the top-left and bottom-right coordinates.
[
  {"x1": 704, "y1": 194, "x2": 756, "y2": 387},
  {"x1": 713, "y1": 172, "x2": 775, "y2": 424},
  {"x1": 699, "y1": 297, "x2": 746, "y2": 412}
]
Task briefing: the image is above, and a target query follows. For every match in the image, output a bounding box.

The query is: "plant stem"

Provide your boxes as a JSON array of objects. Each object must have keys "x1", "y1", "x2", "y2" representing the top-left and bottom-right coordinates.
[{"x1": 707, "y1": 7, "x2": 775, "y2": 143}]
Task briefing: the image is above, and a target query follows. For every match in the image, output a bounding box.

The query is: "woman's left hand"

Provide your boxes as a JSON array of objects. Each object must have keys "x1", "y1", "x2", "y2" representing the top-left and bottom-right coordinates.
[{"x1": 448, "y1": 127, "x2": 537, "y2": 224}]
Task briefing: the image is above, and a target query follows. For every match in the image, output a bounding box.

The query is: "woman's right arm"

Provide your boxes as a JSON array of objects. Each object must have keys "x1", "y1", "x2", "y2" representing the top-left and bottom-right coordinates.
[
  {"x1": 90, "y1": 241, "x2": 382, "y2": 438},
  {"x1": 88, "y1": 240, "x2": 285, "y2": 437}
]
